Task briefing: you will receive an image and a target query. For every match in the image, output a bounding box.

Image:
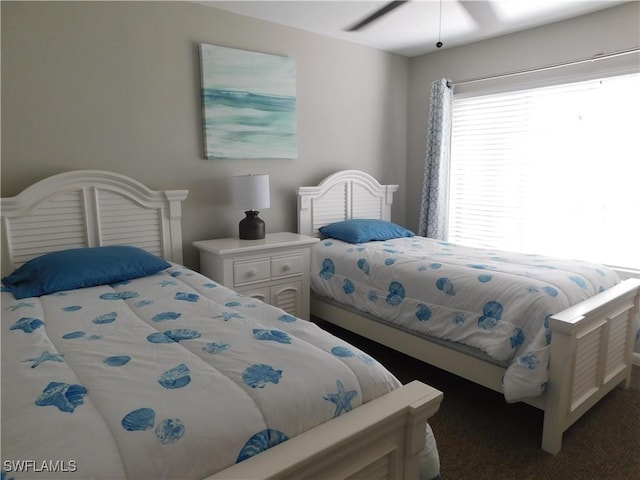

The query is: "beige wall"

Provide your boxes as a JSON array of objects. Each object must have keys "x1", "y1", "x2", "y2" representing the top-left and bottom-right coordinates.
[
  {"x1": 406, "y1": 1, "x2": 640, "y2": 232},
  {"x1": 3, "y1": 2, "x2": 638, "y2": 269},
  {"x1": 1, "y1": 1, "x2": 409, "y2": 269}
]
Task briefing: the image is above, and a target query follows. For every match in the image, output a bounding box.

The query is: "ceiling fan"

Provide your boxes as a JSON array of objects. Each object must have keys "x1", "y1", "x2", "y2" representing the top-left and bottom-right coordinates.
[{"x1": 346, "y1": 0, "x2": 498, "y2": 48}]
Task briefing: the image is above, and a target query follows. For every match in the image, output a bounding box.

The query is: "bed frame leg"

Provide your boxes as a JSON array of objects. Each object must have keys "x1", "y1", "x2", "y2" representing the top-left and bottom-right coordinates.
[
  {"x1": 541, "y1": 321, "x2": 574, "y2": 456},
  {"x1": 541, "y1": 416, "x2": 562, "y2": 455}
]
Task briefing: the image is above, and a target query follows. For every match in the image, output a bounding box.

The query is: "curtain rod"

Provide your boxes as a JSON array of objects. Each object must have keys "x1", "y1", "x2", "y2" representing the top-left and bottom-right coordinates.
[{"x1": 449, "y1": 47, "x2": 640, "y2": 87}]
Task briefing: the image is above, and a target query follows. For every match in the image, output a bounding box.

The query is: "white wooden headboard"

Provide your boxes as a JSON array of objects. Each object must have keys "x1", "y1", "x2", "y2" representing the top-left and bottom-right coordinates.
[
  {"x1": 1, "y1": 170, "x2": 189, "y2": 276},
  {"x1": 297, "y1": 170, "x2": 398, "y2": 237}
]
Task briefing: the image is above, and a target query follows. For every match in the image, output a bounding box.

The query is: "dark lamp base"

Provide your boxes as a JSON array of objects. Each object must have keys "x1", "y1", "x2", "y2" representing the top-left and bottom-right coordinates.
[{"x1": 239, "y1": 210, "x2": 265, "y2": 240}]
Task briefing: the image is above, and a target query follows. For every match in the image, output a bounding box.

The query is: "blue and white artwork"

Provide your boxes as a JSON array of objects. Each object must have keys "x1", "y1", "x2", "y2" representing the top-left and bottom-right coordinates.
[{"x1": 199, "y1": 44, "x2": 297, "y2": 159}]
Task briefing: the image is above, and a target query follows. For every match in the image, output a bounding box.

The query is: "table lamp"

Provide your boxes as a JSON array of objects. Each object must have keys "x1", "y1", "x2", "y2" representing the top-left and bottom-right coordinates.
[{"x1": 232, "y1": 174, "x2": 270, "y2": 240}]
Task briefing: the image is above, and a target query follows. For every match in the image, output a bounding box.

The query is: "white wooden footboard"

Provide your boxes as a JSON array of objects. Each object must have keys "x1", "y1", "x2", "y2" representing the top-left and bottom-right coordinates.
[
  {"x1": 208, "y1": 381, "x2": 443, "y2": 480},
  {"x1": 310, "y1": 278, "x2": 640, "y2": 455},
  {"x1": 542, "y1": 277, "x2": 640, "y2": 454}
]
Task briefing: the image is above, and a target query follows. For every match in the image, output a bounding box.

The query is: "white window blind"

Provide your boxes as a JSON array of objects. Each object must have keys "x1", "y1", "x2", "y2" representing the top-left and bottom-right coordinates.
[{"x1": 449, "y1": 72, "x2": 640, "y2": 271}]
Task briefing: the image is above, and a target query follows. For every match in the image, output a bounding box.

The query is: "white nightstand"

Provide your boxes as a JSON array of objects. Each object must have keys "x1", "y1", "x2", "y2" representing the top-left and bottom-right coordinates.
[{"x1": 193, "y1": 232, "x2": 320, "y2": 320}]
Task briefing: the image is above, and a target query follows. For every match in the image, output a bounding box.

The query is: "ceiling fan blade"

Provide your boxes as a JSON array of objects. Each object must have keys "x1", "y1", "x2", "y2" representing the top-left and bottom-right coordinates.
[
  {"x1": 458, "y1": 1, "x2": 499, "y2": 29},
  {"x1": 346, "y1": 0, "x2": 410, "y2": 32}
]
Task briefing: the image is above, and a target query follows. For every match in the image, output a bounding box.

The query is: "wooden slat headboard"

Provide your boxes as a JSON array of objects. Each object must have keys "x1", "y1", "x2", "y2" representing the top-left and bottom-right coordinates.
[
  {"x1": 1, "y1": 170, "x2": 189, "y2": 276},
  {"x1": 297, "y1": 170, "x2": 398, "y2": 237}
]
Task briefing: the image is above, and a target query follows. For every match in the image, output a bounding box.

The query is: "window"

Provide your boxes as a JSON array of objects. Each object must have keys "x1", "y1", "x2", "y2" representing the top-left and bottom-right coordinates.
[{"x1": 449, "y1": 72, "x2": 640, "y2": 272}]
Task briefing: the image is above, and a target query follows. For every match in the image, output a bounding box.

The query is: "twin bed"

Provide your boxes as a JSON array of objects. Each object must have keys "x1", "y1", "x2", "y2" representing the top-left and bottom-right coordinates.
[
  {"x1": 298, "y1": 169, "x2": 640, "y2": 455},
  {"x1": 1, "y1": 171, "x2": 442, "y2": 480}
]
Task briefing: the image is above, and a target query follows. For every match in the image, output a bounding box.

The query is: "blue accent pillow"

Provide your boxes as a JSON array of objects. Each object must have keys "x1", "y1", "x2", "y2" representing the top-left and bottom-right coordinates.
[
  {"x1": 319, "y1": 219, "x2": 415, "y2": 244},
  {"x1": 2, "y1": 246, "x2": 171, "y2": 299}
]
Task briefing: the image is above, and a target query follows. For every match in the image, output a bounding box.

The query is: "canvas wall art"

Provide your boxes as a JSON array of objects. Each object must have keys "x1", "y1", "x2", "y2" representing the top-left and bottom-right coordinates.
[{"x1": 199, "y1": 44, "x2": 297, "y2": 159}]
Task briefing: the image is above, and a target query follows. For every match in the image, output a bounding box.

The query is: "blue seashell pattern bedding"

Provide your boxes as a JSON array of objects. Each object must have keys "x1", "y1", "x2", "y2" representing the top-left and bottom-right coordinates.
[
  {"x1": 310, "y1": 236, "x2": 625, "y2": 402},
  {"x1": 1, "y1": 264, "x2": 439, "y2": 479}
]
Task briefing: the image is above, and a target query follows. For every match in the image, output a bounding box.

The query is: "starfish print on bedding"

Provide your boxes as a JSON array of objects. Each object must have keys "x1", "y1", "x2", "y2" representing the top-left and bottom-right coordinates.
[
  {"x1": 214, "y1": 311, "x2": 243, "y2": 322},
  {"x1": 8, "y1": 301, "x2": 36, "y2": 311},
  {"x1": 23, "y1": 351, "x2": 64, "y2": 368},
  {"x1": 324, "y1": 379, "x2": 358, "y2": 417}
]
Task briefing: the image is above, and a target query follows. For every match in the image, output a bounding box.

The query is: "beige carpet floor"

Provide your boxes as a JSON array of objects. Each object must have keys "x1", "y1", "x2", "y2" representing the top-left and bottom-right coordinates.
[{"x1": 317, "y1": 320, "x2": 640, "y2": 480}]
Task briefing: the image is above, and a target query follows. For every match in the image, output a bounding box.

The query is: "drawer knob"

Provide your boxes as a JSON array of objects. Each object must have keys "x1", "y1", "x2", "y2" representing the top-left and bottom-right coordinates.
[
  {"x1": 247, "y1": 269, "x2": 259, "y2": 278},
  {"x1": 281, "y1": 263, "x2": 291, "y2": 272}
]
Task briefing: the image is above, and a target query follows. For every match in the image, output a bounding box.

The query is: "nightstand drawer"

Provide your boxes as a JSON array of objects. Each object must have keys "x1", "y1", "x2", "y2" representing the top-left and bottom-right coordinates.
[
  {"x1": 271, "y1": 254, "x2": 303, "y2": 279},
  {"x1": 233, "y1": 258, "x2": 270, "y2": 286}
]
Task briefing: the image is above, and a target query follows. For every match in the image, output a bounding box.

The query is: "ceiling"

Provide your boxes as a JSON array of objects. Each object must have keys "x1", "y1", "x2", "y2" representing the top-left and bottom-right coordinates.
[{"x1": 202, "y1": 1, "x2": 629, "y2": 57}]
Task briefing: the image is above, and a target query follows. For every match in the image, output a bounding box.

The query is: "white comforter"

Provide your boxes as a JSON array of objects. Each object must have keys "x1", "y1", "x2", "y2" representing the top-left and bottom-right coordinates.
[
  {"x1": 310, "y1": 236, "x2": 621, "y2": 402},
  {"x1": 1, "y1": 264, "x2": 438, "y2": 479}
]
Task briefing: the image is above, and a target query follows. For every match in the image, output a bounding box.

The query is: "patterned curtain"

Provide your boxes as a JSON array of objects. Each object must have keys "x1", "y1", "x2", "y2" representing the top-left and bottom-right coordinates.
[{"x1": 417, "y1": 79, "x2": 453, "y2": 239}]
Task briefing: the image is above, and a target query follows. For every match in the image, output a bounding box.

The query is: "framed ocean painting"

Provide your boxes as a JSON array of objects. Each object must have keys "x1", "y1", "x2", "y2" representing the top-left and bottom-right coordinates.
[{"x1": 199, "y1": 44, "x2": 297, "y2": 159}]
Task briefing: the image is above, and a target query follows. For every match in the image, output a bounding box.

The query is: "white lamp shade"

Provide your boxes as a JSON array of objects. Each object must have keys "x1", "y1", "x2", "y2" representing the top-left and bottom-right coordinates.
[{"x1": 232, "y1": 174, "x2": 270, "y2": 210}]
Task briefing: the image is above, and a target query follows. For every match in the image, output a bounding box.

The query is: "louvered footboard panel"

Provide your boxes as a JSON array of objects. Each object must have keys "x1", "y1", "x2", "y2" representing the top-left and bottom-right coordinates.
[
  {"x1": 572, "y1": 323, "x2": 603, "y2": 409},
  {"x1": 570, "y1": 305, "x2": 635, "y2": 411},
  {"x1": 605, "y1": 310, "x2": 631, "y2": 381}
]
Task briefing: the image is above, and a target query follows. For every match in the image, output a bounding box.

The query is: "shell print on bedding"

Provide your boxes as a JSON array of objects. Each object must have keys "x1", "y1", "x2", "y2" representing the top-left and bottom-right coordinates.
[
  {"x1": 10, "y1": 317, "x2": 44, "y2": 333},
  {"x1": 236, "y1": 429, "x2": 289, "y2": 463},
  {"x1": 1, "y1": 262, "x2": 436, "y2": 479},
  {"x1": 122, "y1": 408, "x2": 187, "y2": 444},
  {"x1": 343, "y1": 278, "x2": 356, "y2": 295},
  {"x1": 242, "y1": 364, "x2": 283, "y2": 388},
  {"x1": 151, "y1": 311, "x2": 182, "y2": 322},
  {"x1": 386, "y1": 281, "x2": 406, "y2": 306},
  {"x1": 35, "y1": 382, "x2": 88, "y2": 413},
  {"x1": 62, "y1": 330, "x2": 96, "y2": 340},
  {"x1": 331, "y1": 346, "x2": 375, "y2": 365},
  {"x1": 121, "y1": 407, "x2": 156, "y2": 431},
  {"x1": 147, "y1": 329, "x2": 202, "y2": 343},
  {"x1": 175, "y1": 292, "x2": 200, "y2": 302},
  {"x1": 253, "y1": 329, "x2": 292, "y2": 344},
  {"x1": 158, "y1": 364, "x2": 192, "y2": 389},
  {"x1": 436, "y1": 277, "x2": 456, "y2": 295},
  {"x1": 278, "y1": 313, "x2": 297, "y2": 323},
  {"x1": 320, "y1": 257, "x2": 335, "y2": 280},
  {"x1": 104, "y1": 355, "x2": 131, "y2": 367},
  {"x1": 416, "y1": 304, "x2": 433, "y2": 322},
  {"x1": 93, "y1": 311, "x2": 118, "y2": 324},
  {"x1": 99, "y1": 291, "x2": 140, "y2": 300},
  {"x1": 202, "y1": 342, "x2": 230, "y2": 354},
  {"x1": 310, "y1": 235, "x2": 621, "y2": 402},
  {"x1": 477, "y1": 301, "x2": 504, "y2": 329},
  {"x1": 155, "y1": 418, "x2": 186, "y2": 444},
  {"x1": 357, "y1": 258, "x2": 370, "y2": 275},
  {"x1": 62, "y1": 305, "x2": 84, "y2": 312}
]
